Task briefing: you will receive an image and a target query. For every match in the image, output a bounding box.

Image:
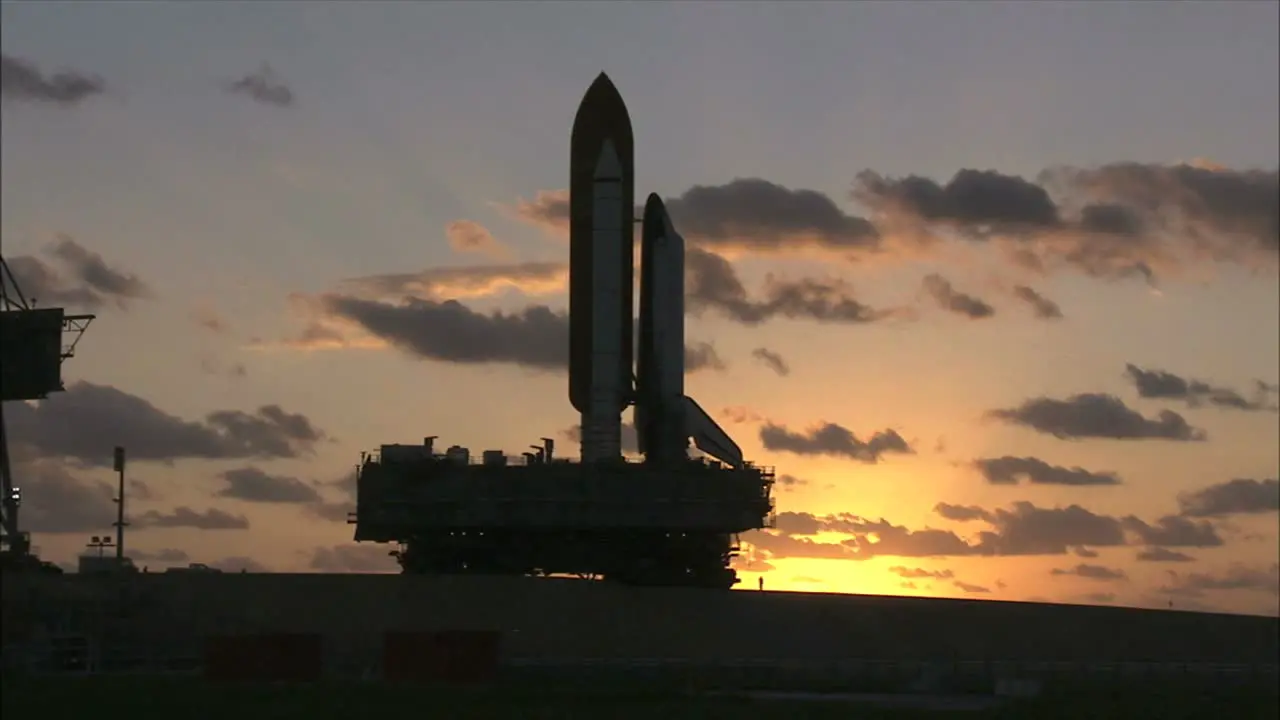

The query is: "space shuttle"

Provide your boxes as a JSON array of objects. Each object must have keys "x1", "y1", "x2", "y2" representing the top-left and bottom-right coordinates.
[{"x1": 569, "y1": 73, "x2": 743, "y2": 469}]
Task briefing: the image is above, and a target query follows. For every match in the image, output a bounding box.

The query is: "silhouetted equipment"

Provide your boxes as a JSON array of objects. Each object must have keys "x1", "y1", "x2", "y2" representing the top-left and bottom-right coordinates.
[
  {"x1": 350, "y1": 74, "x2": 776, "y2": 589},
  {"x1": 0, "y1": 254, "x2": 94, "y2": 567}
]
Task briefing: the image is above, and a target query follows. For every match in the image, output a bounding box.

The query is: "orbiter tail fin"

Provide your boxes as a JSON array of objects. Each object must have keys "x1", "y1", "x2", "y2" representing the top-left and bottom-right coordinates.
[{"x1": 681, "y1": 395, "x2": 744, "y2": 469}]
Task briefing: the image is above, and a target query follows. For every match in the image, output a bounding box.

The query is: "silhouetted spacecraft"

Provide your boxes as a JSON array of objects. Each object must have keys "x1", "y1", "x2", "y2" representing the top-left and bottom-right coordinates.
[{"x1": 569, "y1": 73, "x2": 742, "y2": 468}]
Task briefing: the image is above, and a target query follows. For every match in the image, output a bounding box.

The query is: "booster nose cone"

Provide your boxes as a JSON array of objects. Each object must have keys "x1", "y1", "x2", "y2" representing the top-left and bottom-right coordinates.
[{"x1": 594, "y1": 140, "x2": 622, "y2": 180}]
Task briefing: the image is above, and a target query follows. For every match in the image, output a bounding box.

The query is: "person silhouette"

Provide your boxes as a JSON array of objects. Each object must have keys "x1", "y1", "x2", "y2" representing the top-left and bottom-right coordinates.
[{"x1": 758, "y1": 577, "x2": 764, "y2": 591}]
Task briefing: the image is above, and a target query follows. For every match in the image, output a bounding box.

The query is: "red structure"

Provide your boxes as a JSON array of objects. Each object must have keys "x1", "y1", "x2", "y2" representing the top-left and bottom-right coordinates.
[{"x1": 204, "y1": 633, "x2": 323, "y2": 682}]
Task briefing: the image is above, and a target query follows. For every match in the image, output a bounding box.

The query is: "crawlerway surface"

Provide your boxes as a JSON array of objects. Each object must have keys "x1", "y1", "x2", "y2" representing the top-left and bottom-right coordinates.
[{"x1": 3, "y1": 676, "x2": 1277, "y2": 720}]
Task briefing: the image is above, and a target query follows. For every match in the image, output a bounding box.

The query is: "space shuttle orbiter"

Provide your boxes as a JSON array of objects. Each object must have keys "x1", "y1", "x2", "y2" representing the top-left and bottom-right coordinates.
[
  {"x1": 568, "y1": 73, "x2": 742, "y2": 469},
  {"x1": 634, "y1": 194, "x2": 744, "y2": 469}
]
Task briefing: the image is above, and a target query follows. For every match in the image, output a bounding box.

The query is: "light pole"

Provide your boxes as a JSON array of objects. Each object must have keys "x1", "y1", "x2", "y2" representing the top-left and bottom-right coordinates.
[
  {"x1": 86, "y1": 535, "x2": 113, "y2": 558},
  {"x1": 111, "y1": 446, "x2": 127, "y2": 562}
]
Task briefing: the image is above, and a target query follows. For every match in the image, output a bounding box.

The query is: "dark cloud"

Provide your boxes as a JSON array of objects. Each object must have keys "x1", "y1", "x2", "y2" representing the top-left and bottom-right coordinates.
[
  {"x1": 515, "y1": 163, "x2": 1276, "y2": 280},
  {"x1": 747, "y1": 499, "x2": 1227, "y2": 564},
  {"x1": 1121, "y1": 515, "x2": 1223, "y2": 548},
  {"x1": 859, "y1": 163, "x2": 1278, "y2": 279},
  {"x1": 514, "y1": 180, "x2": 881, "y2": 256},
  {"x1": 313, "y1": 294, "x2": 724, "y2": 373},
  {"x1": 1011, "y1": 285, "x2": 1063, "y2": 319},
  {"x1": 302, "y1": 471, "x2": 358, "y2": 522},
  {"x1": 1050, "y1": 563, "x2": 1128, "y2": 582},
  {"x1": 309, "y1": 544, "x2": 399, "y2": 573},
  {"x1": 934, "y1": 503, "x2": 990, "y2": 522},
  {"x1": 1124, "y1": 364, "x2": 1279, "y2": 413},
  {"x1": 774, "y1": 473, "x2": 809, "y2": 489},
  {"x1": 987, "y1": 393, "x2": 1206, "y2": 441},
  {"x1": 855, "y1": 168, "x2": 1061, "y2": 230},
  {"x1": 1, "y1": 53, "x2": 105, "y2": 105},
  {"x1": 1162, "y1": 563, "x2": 1280, "y2": 598},
  {"x1": 751, "y1": 347, "x2": 790, "y2": 376},
  {"x1": 13, "y1": 460, "x2": 117, "y2": 534},
  {"x1": 225, "y1": 65, "x2": 294, "y2": 107},
  {"x1": 134, "y1": 507, "x2": 249, "y2": 530},
  {"x1": 971, "y1": 502, "x2": 1129, "y2": 555},
  {"x1": 973, "y1": 455, "x2": 1121, "y2": 486},
  {"x1": 1136, "y1": 547, "x2": 1196, "y2": 563},
  {"x1": 216, "y1": 466, "x2": 323, "y2": 504},
  {"x1": 760, "y1": 421, "x2": 913, "y2": 464},
  {"x1": 920, "y1": 274, "x2": 994, "y2": 319},
  {"x1": 6, "y1": 381, "x2": 327, "y2": 466},
  {"x1": 1054, "y1": 163, "x2": 1279, "y2": 264},
  {"x1": 953, "y1": 580, "x2": 991, "y2": 594},
  {"x1": 685, "y1": 248, "x2": 893, "y2": 326},
  {"x1": 1177, "y1": 478, "x2": 1279, "y2": 519},
  {"x1": 665, "y1": 178, "x2": 880, "y2": 254},
  {"x1": 3, "y1": 236, "x2": 152, "y2": 311},
  {"x1": 888, "y1": 566, "x2": 954, "y2": 580}
]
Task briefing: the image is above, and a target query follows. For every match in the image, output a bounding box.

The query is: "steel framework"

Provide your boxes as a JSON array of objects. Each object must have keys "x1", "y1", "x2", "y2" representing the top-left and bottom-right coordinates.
[{"x1": 1, "y1": 255, "x2": 94, "y2": 559}]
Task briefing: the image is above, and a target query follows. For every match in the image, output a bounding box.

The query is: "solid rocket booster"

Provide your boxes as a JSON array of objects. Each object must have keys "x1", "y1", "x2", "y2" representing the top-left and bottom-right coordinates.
[
  {"x1": 636, "y1": 193, "x2": 687, "y2": 464},
  {"x1": 569, "y1": 73, "x2": 635, "y2": 462}
]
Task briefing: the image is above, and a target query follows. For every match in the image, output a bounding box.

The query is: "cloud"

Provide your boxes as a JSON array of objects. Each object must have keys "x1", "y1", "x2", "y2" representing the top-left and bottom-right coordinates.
[
  {"x1": 774, "y1": 473, "x2": 809, "y2": 489},
  {"x1": 1124, "y1": 364, "x2": 1279, "y2": 413},
  {"x1": 446, "y1": 220, "x2": 510, "y2": 259},
  {"x1": 12, "y1": 459, "x2": 118, "y2": 534},
  {"x1": 953, "y1": 580, "x2": 991, "y2": 594},
  {"x1": 309, "y1": 544, "x2": 399, "y2": 573},
  {"x1": 215, "y1": 466, "x2": 323, "y2": 504},
  {"x1": 334, "y1": 263, "x2": 568, "y2": 304},
  {"x1": 208, "y1": 556, "x2": 271, "y2": 572},
  {"x1": 131, "y1": 548, "x2": 190, "y2": 564},
  {"x1": 308, "y1": 294, "x2": 724, "y2": 373},
  {"x1": 752, "y1": 499, "x2": 1226, "y2": 565},
  {"x1": 1, "y1": 53, "x2": 105, "y2": 105},
  {"x1": 751, "y1": 347, "x2": 790, "y2": 376},
  {"x1": 987, "y1": 393, "x2": 1207, "y2": 441},
  {"x1": 1011, "y1": 285, "x2": 1063, "y2": 319},
  {"x1": 1050, "y1": 563, "x2": 1129, "y2": 581},
  {"x1": 1121, "y1": 515, "x2": 1223, "y2": 548},
  {"x1": 1048, "y1": 163, "x2": 1278, "y2": 269},
  {"x1": 225, "y1": 64, "x2": 294, "y2": 107},
  {"x1": 1136, "y1": 547, "x2": 1196, "y2": 563},
  {"x1": 559, "y1": 422, "x2": 640, "y2": 456},
  {"x1": 1162, "y1": 563, "x2": 1280, "y2": 598},
  {"x1": 513, "y1": 163, "x2": 1277, "y2": 279},
  {"x1": 191, "y1": 307, "x2": 231, "y2": 334},
  {"x1": 1177, "y1": 478, "x2": 1279, "y2": 518},
  {"x1": 888, "y1": 566, "x2": 955, "y2": 580},
  {"x1": 855, "y1": 163, "x2": 1278, "y2": 279},
  {"x1": 972, "y1": 455, "x2": 1121, "y2": 486},
  {"x1": 3, "y1": 235, "x2": 153, "y2": 311},
  {"x1": 134, "y1": 507, "x2": 250, "y2": 530},
  {"x1": 686, "y1": 248, "x2": 895, "y2": 326},
  {"x1": 512, "y1": 179, "x2": 881, "y2": 256},
  {"x1": 920, "y1": 274, "x2": 994, "y2": 319},
  {"x1": 759, "y1": 421, "x2": 913, "y2": 463},
  {"x1": 6, "y1": 381, "x2": 327, "y2": 466}
]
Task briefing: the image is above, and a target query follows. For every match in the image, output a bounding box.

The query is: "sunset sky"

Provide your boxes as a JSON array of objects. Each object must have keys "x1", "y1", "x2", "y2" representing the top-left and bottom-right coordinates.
[{"x1": 2, "y1": 2, "x2": 1277, "y2": 615}]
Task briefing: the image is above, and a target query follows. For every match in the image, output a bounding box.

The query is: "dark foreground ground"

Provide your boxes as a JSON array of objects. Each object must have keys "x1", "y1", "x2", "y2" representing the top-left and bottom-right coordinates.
[{"x1": 3, "y1": 676, "x2": 1276, "y2": 720}]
